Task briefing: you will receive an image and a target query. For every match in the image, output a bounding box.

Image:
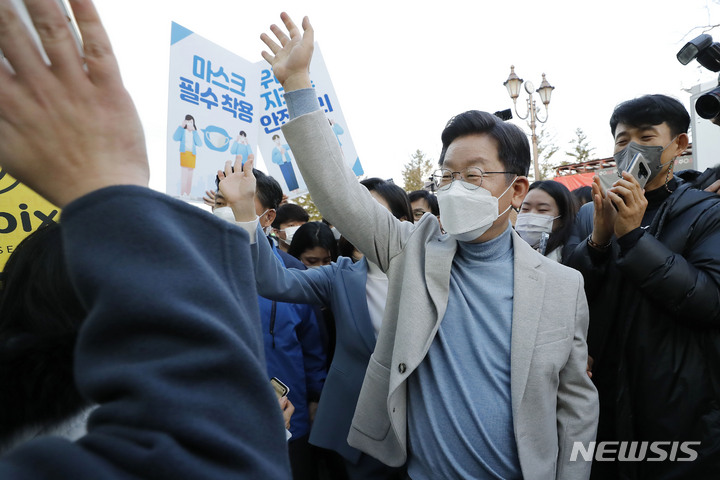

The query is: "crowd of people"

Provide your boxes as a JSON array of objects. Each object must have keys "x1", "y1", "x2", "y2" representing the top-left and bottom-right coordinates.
[{"x1": 1, "y1": 2, "x2": 720, "y2": 480}]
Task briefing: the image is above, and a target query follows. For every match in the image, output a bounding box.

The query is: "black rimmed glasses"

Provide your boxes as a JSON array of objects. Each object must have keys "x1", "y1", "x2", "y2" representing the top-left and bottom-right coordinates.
[{"x1": 431, "y1": 167, "x2": 514, "y2": 191}]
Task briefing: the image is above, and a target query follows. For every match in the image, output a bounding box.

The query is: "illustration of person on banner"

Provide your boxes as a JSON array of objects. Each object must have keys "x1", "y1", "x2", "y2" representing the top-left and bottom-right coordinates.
[
  {"x1": 173, "y1": 114, "x2": 203, "y2": 196},
  {"x1": 272, "y1": 133, "x2": 299, "y2": 192},
  {"x1": 232, "y1": 130, "x2": 255, "y2": 166}
]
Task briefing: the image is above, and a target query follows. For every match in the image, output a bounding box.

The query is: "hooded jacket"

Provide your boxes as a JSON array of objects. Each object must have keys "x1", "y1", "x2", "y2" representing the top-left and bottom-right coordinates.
[
  {"x1": 258, "y1": 239, "x2": 327, "y2": 441},
  {"x1": 564, "y1": 168, "x2": 720, "y2": 480}
]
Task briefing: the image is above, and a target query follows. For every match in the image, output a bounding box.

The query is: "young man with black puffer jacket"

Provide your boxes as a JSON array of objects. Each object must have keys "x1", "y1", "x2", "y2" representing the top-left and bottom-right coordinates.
[{"x1": 565, "y1": 94, "x2": 720, "y2": 480}]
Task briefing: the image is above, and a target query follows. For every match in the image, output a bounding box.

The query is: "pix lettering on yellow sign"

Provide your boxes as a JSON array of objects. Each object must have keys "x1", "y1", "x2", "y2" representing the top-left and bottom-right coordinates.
[{"x1": 0, "y1": 171, "x2": 61, "y2": 271}]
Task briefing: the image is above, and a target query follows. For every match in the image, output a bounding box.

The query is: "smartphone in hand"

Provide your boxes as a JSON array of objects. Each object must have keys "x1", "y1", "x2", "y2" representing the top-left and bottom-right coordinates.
[
  {"x1": 597, "y1": 153, "x2": 651, "y2": 194},
  {"x1": 597, "y1": 168, "x2": 621, "y2": 196},
  {"x1": 624, "y1": 153, "x2": 651, "y2": 189},
  {"x1": 271, "y1": 377, "x2": 289, "y2": 399}
]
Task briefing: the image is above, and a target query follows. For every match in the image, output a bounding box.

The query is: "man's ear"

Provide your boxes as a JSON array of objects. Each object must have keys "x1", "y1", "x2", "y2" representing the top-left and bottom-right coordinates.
[
  {"x1": 673, "y1": 133, "x2": 690, "y2": 156},
  {"x1": 511, "y1": 176, "x2": 530, "y2": 210},
  {"x1": 262, "y1": 209, "x2": 277, "y2": 228}
]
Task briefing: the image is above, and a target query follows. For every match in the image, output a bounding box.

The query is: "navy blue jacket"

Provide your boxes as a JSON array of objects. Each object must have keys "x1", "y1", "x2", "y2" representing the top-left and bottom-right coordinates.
[
  {"x1": 250, "y1": 224, "x2": 377, "y2": 462},
  {"x1": 259, "y1": 242, "x2": 326, "y2": 440},
  {"x1": 0, "y1": 186, "x2": 291, "y2": 479}
]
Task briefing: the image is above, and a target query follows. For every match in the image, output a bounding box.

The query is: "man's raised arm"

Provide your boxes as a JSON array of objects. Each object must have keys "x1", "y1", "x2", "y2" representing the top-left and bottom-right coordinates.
[{"x1": 260, "y1": 13, "x2": 416, "y2": 270}]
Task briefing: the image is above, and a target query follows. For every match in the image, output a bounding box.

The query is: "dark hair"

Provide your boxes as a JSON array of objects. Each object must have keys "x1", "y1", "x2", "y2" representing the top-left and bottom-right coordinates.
[
  {"x1": 337, "y1": 178, "x2": 413, "y2": 259},
  {"x1": 0, "y1": 224, "x2": 85, "y2": 337},
  {"x1": 408, "y1": 189, "x2": 439, "y2": 216},
  {"x1": 184, "y1": 114, "x2": 197, "y2": 129},
  {"x1": 360, "y1": 177, "x2": 413, "y2": 223},
  {"x1": 215, "y1": 168, "x2": 283, "y2": 210},
  {"x1": 238, "y1": 131, "x2": 246, "y2": 137},
  {"x1": 254, "y1": 170, "x2": 283, "y2": 211},
  {"x1": 438, "y1": 110, "x2": 530, "y2": 177},
  {"x1": 609, "y1": 94, "x2": 690, "y2": 138},
  {"x1": 571, "y1": 185, "x2": 592, "y2": 212},
  {"x1": 288, "y1": 221, "x2": 339, "y2": 262},
  {"x1": 526, "y1": 180, "x2": 576, "y2": 256},
  {"x1": 0, "y1": 224, "x2": 89, "y2": 448},
  {"x1": 337, "y1": 235, "x2": 355, "y2": 259},
  {"x1": 272, "y1": 203, "x2": 309, "y2": 229}
]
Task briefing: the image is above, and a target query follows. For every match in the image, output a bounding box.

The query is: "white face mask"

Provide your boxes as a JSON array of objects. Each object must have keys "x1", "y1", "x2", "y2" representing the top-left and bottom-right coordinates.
[
  {"x1": 215, "y1": 206, "x2": 270, "y2": 228},
  {"x1": 437, "y1": 178, "x2": 516, "y2": 242},
  {"x1": 515, "y1": 212, "x2": 559, "y2": 248},
  {"x1": 213, "y1": 206, "x2": 236, "y2": 223},
  {"x1": 280, "y1": 225, "x2": 302, "y2": 245}
]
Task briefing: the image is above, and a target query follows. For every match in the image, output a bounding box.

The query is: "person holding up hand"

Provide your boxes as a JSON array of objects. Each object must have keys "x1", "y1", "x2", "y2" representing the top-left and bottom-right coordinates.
[
  {"x1": 0, "y1": 1, "x2": 290, "y2": 478},
  {"x1": 259, "y1": 13, "x2": 598, "y2": 480}
]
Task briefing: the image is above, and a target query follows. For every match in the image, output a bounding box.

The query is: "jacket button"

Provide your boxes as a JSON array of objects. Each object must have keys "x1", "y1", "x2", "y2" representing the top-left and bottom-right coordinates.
[{"x1": 398, "y1": 363, "x2": 406, "y2": 374}]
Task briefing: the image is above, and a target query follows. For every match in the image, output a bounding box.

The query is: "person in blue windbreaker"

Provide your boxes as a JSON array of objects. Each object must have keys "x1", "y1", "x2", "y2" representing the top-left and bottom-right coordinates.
[
  {"x1": 213, "y1": 165, "x2": 327, "y2": 480},
  {"x1": 218, "y1": 159, "x2": 410, "y2": 480}
]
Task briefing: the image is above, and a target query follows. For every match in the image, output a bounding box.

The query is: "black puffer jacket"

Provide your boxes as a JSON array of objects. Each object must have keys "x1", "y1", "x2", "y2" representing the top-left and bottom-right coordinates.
[{"x1": 564, "y1": 168, "x2": 720, "y2": 480}]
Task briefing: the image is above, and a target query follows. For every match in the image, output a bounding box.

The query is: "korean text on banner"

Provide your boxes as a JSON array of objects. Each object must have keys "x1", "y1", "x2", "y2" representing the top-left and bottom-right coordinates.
[
  {"x1": 256, "y1": 43, "x2": 363, "y2": 199},
  {"x1": 167, "y1": 22, "x2": 261, "y2": 200}
]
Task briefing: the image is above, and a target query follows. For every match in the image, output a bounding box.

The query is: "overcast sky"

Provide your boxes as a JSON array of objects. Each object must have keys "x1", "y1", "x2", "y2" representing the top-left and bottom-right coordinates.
[{"x1": 94, "y1": 0, "x2": 720, "y2": 192}]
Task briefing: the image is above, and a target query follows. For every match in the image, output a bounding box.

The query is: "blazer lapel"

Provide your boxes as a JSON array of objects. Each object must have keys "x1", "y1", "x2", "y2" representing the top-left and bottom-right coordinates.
[
  {"x1": 509, "y1": 232, "x2": 545, "y2": 420},
  {"x1": 392, "y1": 234, "x2": 456, "y2": 374},
  {"x1": 423, "y1": 235, "x2": 456, "y2": 327}
]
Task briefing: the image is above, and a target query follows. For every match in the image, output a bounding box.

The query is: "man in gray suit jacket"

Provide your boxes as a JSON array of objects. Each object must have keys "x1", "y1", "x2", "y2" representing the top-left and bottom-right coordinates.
[{"x1": 260, "y1": 13, "x2": 598, "y2": 479}]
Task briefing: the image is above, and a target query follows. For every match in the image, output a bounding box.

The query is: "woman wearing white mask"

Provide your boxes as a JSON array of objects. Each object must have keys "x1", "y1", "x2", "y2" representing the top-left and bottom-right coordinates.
[
  {"x1": 218, "y1": 162, "x2": 410, "y2": 480},
  {"x1": 516, "y1": 180, "x2": 576, "y2": 262}
]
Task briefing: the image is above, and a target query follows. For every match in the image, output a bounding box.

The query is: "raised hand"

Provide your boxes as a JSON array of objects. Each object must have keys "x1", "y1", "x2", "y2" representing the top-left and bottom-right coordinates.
[
  {"x1": 607, "y1": 170, "x2": 647, "y2": 238},
  {"x1": 590, "y1": 175, "x2": 617, "y2": 246},
  {"x1": 0, "y1": 0, "x2": 149, "y2": 207},
  {"x1": 217, "y1": 156, "x2": 257, "y2": 222},
  {"x1": 260, "y1": 12, "x2": 313, "y2": 92},
  {"x1": 279, "y1": 396, "x2": 294, "y2": 430},
  {"x1": 203, "y1": 189, "x2": 217, "y2": 208}
]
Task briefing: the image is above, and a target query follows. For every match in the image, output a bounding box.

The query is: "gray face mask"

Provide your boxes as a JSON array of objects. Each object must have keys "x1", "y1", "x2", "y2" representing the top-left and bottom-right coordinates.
[{"x1": 613, "y1": 138, "x2": 676, "y2": 184}]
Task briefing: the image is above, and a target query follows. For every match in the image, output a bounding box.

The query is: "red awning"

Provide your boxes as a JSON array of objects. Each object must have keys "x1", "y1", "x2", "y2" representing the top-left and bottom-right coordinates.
[{"x1": 552, "y1": 172, "x2": 595, "y2": 191}]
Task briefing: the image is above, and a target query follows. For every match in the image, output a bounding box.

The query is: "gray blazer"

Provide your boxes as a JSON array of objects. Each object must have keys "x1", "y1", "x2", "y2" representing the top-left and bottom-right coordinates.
[{"x1": 282, "y1": 110, "x2": 598, "y2": 480}]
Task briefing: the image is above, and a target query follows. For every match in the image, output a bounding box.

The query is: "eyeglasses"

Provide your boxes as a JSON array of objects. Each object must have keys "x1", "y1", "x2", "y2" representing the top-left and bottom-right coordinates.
[{"x1": 431, "y1": 167, "x2": 514, "y2": 191}]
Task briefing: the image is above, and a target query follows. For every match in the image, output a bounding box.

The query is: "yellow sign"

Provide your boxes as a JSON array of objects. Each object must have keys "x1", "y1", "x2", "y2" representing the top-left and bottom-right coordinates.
[{"x1": 0, "y1": 170, "x2": 61, "y2": 271}]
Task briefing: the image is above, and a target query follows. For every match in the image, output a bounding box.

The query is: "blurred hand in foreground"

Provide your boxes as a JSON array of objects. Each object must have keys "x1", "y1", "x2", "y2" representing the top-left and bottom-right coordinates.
[{"x1": 0, "y1": 0, "x2": 149, "y2": 207}]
